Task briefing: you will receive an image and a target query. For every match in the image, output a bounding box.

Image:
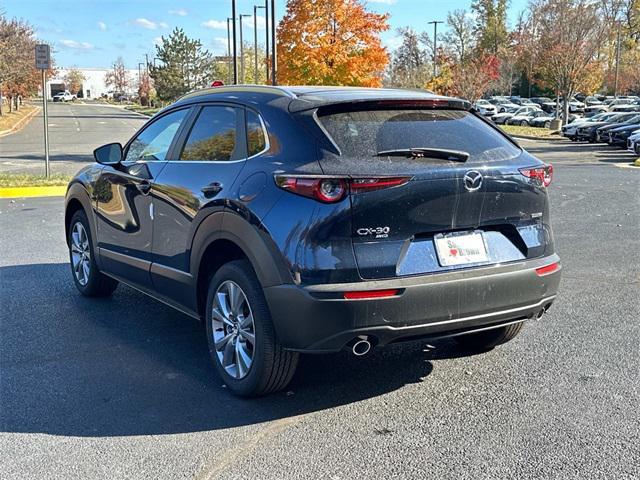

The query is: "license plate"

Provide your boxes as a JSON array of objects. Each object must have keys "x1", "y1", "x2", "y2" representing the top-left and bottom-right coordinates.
[{"x1": 434, "y1": 232, "x2": 489, "y2": 266}]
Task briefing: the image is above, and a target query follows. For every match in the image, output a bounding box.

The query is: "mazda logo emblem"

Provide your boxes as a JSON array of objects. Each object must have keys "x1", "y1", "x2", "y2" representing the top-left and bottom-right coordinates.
[{"x1": 463, "y1": 171, "x2": 483, "y2": 192}]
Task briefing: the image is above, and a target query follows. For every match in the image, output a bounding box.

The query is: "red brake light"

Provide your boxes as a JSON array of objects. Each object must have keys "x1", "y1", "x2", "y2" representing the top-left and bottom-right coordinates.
[
  {"x1": 275, "y1": 176, "x2": 348, "y2": 203},
  {"x1": 211, "y1": 80, "x2": 224, "y2": 87},
  {"x1": 344, "y1": 289, "x2": 400, "y2": 300},
  {"x1": 520, "y1": 164, "x2": 553, "y2": 187},
  {"x1": 350, "y1": 177, "x2": 411, "y2": 193},
  {"x1": 275, "y1": 176, "x2": 410, "y2": 202},
  {"x1": 535, "y1": 262, "x2": 559, "y2": 276}
]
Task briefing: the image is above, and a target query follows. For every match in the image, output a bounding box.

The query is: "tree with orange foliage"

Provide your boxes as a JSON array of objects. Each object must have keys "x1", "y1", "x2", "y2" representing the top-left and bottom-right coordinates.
[{"x1": 276, "y1": 0, "x2": 390, "y2": 87}]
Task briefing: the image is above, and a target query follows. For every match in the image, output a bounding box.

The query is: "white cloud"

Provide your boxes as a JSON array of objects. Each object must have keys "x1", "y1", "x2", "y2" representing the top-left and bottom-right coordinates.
[
  {"x1": 97, "y1": 21, "x2": 107, "y2": 31},
  {"x1": 201, "y1": 19, "x2": 227, "y2": 29},
  {"x1": 169, "y1": 8, "x2": 188, "y2": 16},
  {"x1": 383, "y1": 35, "x2": 403, "y2": 50},
  {"x1": 159, "y1": 22, "x2": 168, "y2": 28},
  {"x1": 244, "y1": 15, "x2": 266, "y2": 30},
  {"x1": 133, "y1": 18, "x2": 159, "y2": 30},
  {"x1": 60, "y1": 39, "x2": 94, "y2": 50},
  {"x1": 368, "y1": 0, "x2": 398, "y2": 4}
]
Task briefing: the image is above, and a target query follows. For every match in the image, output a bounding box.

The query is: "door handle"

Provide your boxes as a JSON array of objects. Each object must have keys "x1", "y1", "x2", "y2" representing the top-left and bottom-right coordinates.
[
  {"x1": 137, "y1": 180, "x2": 152, "y2": 195},
  {"x1": 201, "y1": 182, "x2": 223, "y2": 198}
]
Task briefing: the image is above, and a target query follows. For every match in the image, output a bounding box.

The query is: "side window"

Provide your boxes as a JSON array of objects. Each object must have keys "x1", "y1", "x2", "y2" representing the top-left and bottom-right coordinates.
[
  {"x1": 124, "y1": 109, "x2": 188, "y2": 162},
  {"x1": 246, "y1": 110, "x2": 267, "y2": 156},
  {"x1": 180, "y1": 106, "x2": 241, "y2": 161}
]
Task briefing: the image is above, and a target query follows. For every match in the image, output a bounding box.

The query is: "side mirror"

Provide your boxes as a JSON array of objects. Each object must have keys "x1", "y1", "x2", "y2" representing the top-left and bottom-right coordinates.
[{"x1": 93, "y1": 143, "x2": 123, "y2": 165}]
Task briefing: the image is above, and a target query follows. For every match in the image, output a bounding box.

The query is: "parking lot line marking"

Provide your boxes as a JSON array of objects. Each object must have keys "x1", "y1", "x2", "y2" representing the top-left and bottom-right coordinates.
[{"x1": 196, "y1": 415, "x2": 304, "y2": 480}]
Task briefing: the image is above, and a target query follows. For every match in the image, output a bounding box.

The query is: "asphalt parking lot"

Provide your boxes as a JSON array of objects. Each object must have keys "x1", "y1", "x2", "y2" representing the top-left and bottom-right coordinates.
[
  {"x1": 0, "y1": 102, "x2": 147, "y2": 175},
  {"x1": 1, "y1": 138, "x2": 639, "y2": 479}
]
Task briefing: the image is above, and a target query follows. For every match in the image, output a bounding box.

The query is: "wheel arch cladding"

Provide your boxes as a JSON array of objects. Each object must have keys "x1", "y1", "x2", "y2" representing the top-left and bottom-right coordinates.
[
  {"x1": 191, "y1": 211, "x2": 294, "y2": 317},
  {"x1": 65, "y1": 184, "x2": 96, "y2": 247}
]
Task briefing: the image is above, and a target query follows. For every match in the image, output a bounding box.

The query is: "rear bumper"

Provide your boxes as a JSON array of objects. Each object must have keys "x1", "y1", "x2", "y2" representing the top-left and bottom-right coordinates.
[{"x1": 264, "y1": 255, "x2": 561, "y2": 352}]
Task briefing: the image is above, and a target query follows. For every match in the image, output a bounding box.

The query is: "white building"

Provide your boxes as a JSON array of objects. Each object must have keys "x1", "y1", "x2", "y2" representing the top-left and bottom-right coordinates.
[{"x1": 45, "y1": 67, "x2": 142, "y2": 100}]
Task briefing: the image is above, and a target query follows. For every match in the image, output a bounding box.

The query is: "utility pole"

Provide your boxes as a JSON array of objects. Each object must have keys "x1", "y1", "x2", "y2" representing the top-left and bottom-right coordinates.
[
  {"x1": 227, "y1": 18, "x2": 233, "y2": 84},
  {"x1": 427, "y1": 20, "x2": 444, "y2": 78},
  {"x1": 614, "y1": 22, "x2": 621, "y2": 98},
  {"x1": 239, "y1": 14, "x2": 251, "y2": 84},
  {"x1": 271, "y1": 0, "x2": 276, "y2": 85},
  {"x1": 232, "y1": 0, "x2": 238, "y2": 84},
  {"x1": 264, "y1": 0, "x2": 269, "y2": 82},
  {"x1": 254, "y1": 5, "x2": 266, "y2": 83}
]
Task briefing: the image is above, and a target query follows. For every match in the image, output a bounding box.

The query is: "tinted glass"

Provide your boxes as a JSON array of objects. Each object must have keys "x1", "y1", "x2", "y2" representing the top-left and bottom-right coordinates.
[
  {"x1": 319, "y1": 109, "x2": 520, "y2": 162},
  {"x1": 246, "y1": 110, "x2": 267, "y2": 156},
  {"x1": 180, "y1": 106, "x2": 239, "y2": 161},
  {"x1": 125, "y1": 109, "x2": 187, "y2": 162}
]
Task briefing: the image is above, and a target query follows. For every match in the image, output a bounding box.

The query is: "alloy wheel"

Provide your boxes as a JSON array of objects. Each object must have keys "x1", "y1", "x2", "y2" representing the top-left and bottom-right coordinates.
[
  {"x1": 70, "y1": 222, "x2": 91, "y2": 286},
  {"x1": 211, "y1": 280, "x2": 256, "y2": 379}
]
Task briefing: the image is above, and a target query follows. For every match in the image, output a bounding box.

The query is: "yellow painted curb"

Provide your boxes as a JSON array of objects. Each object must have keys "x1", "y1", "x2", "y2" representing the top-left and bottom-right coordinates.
[{"x1": 0, "y1": 185, "x2": 67, "y2": 198}]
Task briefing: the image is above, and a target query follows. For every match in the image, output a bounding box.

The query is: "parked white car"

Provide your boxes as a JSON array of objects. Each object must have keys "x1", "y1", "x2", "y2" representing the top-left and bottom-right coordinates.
[
  {"x1": 489, "y1": 98, "x2": 520, "y2": 113},
  {"x1": 53, "y1": 91, "x2": 76, "y2": 102},
  {"x1": 474, "y1": 99, "x2": 498, "y2": 116},
  {"x1": 492, "y1": 106, "x2": 540, "y2": 125}
]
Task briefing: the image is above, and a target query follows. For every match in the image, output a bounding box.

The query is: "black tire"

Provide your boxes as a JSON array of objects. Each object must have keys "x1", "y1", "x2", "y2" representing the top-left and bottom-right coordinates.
[
  {"x1": 454, "y1": 322, "x2": 524, "y2": 352},
  {"x1": 544, "y1": 121, "x2": 551, "y2": 129},
  {"x1": 68, "y1": 210, "x2": 118, "y2": 297},
  {"x1": 205, "y1": 260, "x2": 299, "y2": 397},
  {"x1": 520, "y1": 120, "x2": 528, "y2": 126}
]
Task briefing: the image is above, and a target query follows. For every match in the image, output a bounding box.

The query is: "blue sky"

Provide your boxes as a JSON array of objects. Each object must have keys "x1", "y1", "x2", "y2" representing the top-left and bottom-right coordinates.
[{"x1": 4, "y1": 0, "x2": 528, "y2": 69}]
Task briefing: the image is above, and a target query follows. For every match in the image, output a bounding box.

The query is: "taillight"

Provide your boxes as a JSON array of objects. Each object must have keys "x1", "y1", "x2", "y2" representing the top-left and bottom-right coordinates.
[
  {"x1": 350, "y1": 177, "x2": 410, "y2": 193},
  {"x1": 519, "y1": 164, "x2": 553, "y2": 187},
  {"x1": 275, "y1": 176, "x2": 411, "y2": 202},
  {"x1": 275, "y1": 176, "x2": 348, "y2": 203}
]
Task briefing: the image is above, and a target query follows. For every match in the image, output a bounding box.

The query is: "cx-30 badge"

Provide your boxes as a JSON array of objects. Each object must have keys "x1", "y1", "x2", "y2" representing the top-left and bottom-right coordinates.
[{"x1": 463, "y1": 171, "x2": 483, "y2": 192}]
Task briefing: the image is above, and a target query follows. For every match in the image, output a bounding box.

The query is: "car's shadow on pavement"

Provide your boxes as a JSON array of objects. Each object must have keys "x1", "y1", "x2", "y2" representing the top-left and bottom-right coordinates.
[{"x1": 0, "y1": 263, "x2": 471, "y2": 437}]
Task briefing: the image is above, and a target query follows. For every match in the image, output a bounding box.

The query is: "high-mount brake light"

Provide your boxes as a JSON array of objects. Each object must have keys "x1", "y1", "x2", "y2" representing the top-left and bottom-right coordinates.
[
  {"x1": 275, "y1": 176, "x2": 410, "y2": 203},
  {"x1": 519, "y1": 164, "x2": 553, "y2": 187}
]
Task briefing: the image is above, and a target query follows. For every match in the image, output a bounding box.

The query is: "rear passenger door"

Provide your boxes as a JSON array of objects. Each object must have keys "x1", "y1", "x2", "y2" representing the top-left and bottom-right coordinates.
[{"x1": 149, "y1": 104, "x2": 255, "y2": 311}]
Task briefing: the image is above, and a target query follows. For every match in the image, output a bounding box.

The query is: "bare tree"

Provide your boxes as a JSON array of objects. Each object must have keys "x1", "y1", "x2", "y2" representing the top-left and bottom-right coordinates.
[
  {"x1": 532, "y1": 0, "x2": 609, "y2": 123},
  {"x1": 64, "y1": 68, "x2": 86, "y2": 96},
  {"x1": 442, "y1": 9, "x2": 476, "y2": 62},
  {"x1": 104, "y1": 57, "x2": 131, "y2": 95}
]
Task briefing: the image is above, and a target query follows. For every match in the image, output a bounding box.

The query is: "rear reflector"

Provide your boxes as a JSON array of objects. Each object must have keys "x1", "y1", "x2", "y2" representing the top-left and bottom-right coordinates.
[
  {"x1": 343, "y1": 289, "x2": 400, "y2": 300},
  {"x1": 535, "y1": 262, "x2": 559, "y2": 276}
]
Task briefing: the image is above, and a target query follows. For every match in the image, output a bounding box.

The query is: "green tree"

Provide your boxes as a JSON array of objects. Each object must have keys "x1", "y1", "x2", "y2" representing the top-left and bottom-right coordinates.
[
  {"x1": 150, "y1": 28, "x2": 214, "y2": 101},
  {"x1": 443, "y1": 9, "x2": 476, "y2": 62},
  {"x1": 471, "y1": 0, "x2": 509, "y2": 54}
]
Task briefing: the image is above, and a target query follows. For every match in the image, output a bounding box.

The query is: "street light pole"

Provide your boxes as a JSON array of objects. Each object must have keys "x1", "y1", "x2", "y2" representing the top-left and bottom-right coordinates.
[
  {"x1": 264, "y1": 0, "x2": 269, "y2": 82},
  {"x1": 254, "y1": 5, "x2": 266, "y2": 83},
  {"x1": 614, "y1": 22, "x2": 621, "y2": 98},
  {"x1": 270, "y1": 0, "x2": 276, "y2": 85},
  {"x1": 227, "y1": 17, "x2": 233, "y2": 84},
  {"x1": 239, "y1": 14, "x2": 251, "y2": 84},
  {"x1": 232, "y1": 0, "x2": 238, "y2": 84},
  {"x1": 427, "y1": 21, "x2": 444, "y2": 78}
]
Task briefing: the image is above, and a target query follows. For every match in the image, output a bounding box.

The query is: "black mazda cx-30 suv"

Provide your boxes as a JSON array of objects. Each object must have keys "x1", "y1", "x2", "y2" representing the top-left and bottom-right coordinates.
[{"x1": 65, "y1": 86, "x2": 561, "y2": 396}]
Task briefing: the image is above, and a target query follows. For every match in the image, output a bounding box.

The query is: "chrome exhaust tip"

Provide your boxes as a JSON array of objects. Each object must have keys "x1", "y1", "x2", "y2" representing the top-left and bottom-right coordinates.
[{"x1": 351, "y1": 336, "x2": 372, "y2": 356}]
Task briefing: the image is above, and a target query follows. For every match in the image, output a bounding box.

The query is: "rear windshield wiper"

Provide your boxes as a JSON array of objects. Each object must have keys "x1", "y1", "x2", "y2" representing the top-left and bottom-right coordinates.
[{"x1": 375, "y1": 148, "x2": 469, "y2": 162}]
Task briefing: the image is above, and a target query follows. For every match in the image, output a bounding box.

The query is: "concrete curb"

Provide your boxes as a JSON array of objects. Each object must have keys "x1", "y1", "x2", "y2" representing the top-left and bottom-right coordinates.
[
  {"x1": 0, "y1": 185, "x2": 67, "y2": 198},
  {"x1": 0, "y1": 106, "x2": 42, "y2": 138}
]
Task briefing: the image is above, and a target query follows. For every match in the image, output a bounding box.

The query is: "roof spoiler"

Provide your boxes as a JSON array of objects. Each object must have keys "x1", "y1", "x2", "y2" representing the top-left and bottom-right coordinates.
[{"x1": 291, "y1": 97, "x2": 472, "y2": 114}]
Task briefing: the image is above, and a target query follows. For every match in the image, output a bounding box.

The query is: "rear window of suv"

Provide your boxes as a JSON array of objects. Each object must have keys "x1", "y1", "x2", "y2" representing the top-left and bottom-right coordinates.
[{"x1": 318, "y1": 109, "x2": 521, "y2": 162}]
